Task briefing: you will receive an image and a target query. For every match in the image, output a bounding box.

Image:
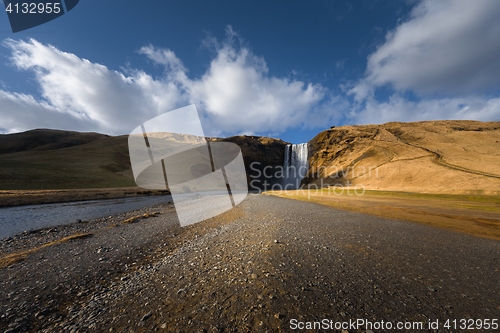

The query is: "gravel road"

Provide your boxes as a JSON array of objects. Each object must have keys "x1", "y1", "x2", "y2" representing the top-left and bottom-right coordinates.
[{"x1": 0, "y1": 195, "x2": 498, "y2": 332}]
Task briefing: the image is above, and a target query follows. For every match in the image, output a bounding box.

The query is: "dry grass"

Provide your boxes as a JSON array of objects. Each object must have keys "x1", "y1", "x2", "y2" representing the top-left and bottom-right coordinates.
[
  {"x1": 122, "y1": 212, "x2": 161, "y2": 224},
  {"x1": 0, "y1": 233, "x2": 92, "y2": 269},
  {"x1": 267, "y1": 189, "x2": 500, "y2": 240},
  {"x1": 307, "y1": 120, "x2": 500, "y2": 195},
  {"x1": 0, "y1": 188, "x2": 170, "y2": 208}
]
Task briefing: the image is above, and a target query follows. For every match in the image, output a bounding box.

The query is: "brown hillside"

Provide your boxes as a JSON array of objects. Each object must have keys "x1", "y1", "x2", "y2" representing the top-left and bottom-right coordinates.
[
  {"x1": 304, "y1": 120, "x2": 500, "y2": 195},
  {"x1": 0, "y1": 130, "x2": 286, "y2": 190}
]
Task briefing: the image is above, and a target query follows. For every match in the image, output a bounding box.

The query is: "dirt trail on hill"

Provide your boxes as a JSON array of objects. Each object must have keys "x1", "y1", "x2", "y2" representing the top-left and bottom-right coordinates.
[
  {"x1": 306, "y1": 120, "x2": 500, "y2": 194},
  {"x1": 387, "y1": 129, "x2": 500, "y2": 179},
  {"x1": 0, "y1": 195, "x2": 498, "y2": 332}
]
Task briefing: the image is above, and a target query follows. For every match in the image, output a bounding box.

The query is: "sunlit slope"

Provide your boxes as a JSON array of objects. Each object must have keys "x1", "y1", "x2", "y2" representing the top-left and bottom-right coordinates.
[{"x1": 305, "y1": 120, "x2": 500, "y2": 194}]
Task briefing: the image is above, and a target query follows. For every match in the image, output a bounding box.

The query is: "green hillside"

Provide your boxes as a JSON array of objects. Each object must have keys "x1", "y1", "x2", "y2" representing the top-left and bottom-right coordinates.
[{"x1": 0, "y1": 129, "x2": 135, "y2": 190}]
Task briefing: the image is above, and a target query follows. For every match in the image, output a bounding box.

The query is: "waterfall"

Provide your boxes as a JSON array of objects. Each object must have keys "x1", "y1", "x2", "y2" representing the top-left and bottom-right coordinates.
[{"x1": 282, "y1": 143, "x2": 309, "y2": 189}]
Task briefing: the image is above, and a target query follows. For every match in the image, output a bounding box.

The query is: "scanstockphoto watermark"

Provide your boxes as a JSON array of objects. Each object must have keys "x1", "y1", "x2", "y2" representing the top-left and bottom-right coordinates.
[
  {"x1": 4, "y1": 0, "x2": 80, "y2": 33},
  {"x1": 128, "y1": 105, "x2": 248, "y2": 227},
  {"x1": 249, "y1": 162, "x2": 379, "y2": 182},
  {"x1": 290, "y1": 318, "x2": 425, "y2": 331},
  {"x1": 248, "y1": 161, "x2": 377, "y2": 196},
  {"x1": 261, "y1": 181, "x2": 367, "y2": 199}
]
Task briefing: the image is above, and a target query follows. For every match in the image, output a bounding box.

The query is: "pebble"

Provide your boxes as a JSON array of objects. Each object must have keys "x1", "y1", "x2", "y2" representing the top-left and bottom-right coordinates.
[
  {"x1": 141, "y1": 312, "x2": 152, "y2": 321},
  {"x1": 1, "y1": 195, "x2": 497, "y2": 332}
]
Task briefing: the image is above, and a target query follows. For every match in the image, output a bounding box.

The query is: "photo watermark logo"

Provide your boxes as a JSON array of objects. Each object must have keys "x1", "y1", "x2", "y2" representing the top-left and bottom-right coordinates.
[
  {"x1": 128, "y1": 105, "x2": 248, "y2": 227},
  {"x1": 4, "y1": 0, "x2": 80, "y2": 33},
  {"x1": 247, "y1": 162, "x2": 376, "y2": 198}
]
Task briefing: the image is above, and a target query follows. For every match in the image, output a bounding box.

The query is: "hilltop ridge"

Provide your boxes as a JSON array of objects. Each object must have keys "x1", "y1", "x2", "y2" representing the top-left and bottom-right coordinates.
[
  {"x1": 0, "y1": 129, "x2": 287, "y2": 190},
  {"x1": 1, "y1": 120, "x2": 499, "y2": 194}
]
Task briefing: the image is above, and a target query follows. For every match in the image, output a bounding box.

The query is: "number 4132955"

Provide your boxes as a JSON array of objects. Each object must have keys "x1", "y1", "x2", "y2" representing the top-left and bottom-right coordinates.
[
  {"x1": 444, "y1": 319, "x2": 498, "y2": 330},
  {"x1": 5, "y1": 2, "x2": 62, "y2": 14}
]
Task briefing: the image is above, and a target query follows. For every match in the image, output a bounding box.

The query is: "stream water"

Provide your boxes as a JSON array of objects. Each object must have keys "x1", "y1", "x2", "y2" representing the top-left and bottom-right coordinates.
[{"x1": 0, "y1": 195, "x2": 172, "y2": 239}]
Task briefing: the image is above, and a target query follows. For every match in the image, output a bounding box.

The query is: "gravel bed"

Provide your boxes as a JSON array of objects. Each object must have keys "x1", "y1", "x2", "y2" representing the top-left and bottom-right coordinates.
[{"x1": 0, "y1": 195, "x2": 498, "y2": 332}]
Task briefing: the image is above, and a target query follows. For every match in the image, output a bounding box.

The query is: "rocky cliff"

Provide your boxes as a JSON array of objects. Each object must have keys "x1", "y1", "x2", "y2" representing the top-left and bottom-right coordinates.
[{"x1": 215, "y1": 136, "x2": 288, "y2": 191}]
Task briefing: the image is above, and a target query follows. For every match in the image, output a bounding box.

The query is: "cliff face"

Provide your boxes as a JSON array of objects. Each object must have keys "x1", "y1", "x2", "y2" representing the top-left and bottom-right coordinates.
[
  {"x1": 215, "y1": 136, "x2": 288, "y2": 191},
  {"x1": 304, "y1": 120, "x2": 500, "y2": 194}
]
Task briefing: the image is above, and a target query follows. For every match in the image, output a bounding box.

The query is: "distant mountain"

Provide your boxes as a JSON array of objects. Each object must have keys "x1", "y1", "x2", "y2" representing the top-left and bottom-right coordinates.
[{"x1": 0, "y1": 129, "x2": 287, "y2": 190}]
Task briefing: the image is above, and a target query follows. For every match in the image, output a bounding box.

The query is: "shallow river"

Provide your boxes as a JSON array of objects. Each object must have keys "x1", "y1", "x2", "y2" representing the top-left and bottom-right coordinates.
[{"x1": 0, "y1": 195, "x2": 172, "y2": 239}]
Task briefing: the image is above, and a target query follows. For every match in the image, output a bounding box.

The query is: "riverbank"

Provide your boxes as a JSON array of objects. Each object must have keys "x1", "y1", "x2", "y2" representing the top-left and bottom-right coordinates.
[
  {"x1": 0, "y1": 187, "x2": 170, "y2": 208},
  {"x1": 0, "y1": 195, "x2": 498, "y2": 332}
]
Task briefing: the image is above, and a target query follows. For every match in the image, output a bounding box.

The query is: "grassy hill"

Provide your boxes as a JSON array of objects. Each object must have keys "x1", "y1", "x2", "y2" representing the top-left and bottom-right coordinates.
[
  {"x1": 0, "y1": 129, "x2": 134, "y2": 190},
  {"x1": 305, "y1": 120, "x2": 500, "y2": 194},
  {"x1": 0, "y1": 129, "x2": 287, "y2": 190},
  {"x1": 2, "y1": 121, "x2": 499, "y2": 194}
]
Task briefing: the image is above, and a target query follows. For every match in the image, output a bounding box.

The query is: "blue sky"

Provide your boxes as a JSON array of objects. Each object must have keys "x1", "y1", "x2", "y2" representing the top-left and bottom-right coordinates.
[{"x1": 1, "y1": 0, "x2": 499, "y2": 143}]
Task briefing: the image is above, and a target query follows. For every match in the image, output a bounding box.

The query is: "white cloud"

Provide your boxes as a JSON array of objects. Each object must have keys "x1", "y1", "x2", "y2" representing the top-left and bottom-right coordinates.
[
  {"x1": 1, "y1": 30, "x2": 337, "y2": 136},
  {"x1": 3, "y1": 38, "x2": 187, "y2": 135},
  {"x1": 352, "y1": 95, "x2": 500, "y2": 124},
  {"x1": 186, "y1": 44, "x2": 326, "y2": 135},
  {"x1": 335, "y1": 59, "x2": 346, "y2": 70},
  {"x1": 347, "y1": 0, "x2": 500, "y2": 125},
  {"x1": 2, "y1": 8, "x2": 500, "y2": 139},
  {"x1": 0, "y1": 90, "x2": 94, "y2": 133},
  {"x1": 351, "y1": 0, "x2": 500, "y2": 98},
  {"x1": 140, "y1": 29, "x2": 333, "y2": 136}
]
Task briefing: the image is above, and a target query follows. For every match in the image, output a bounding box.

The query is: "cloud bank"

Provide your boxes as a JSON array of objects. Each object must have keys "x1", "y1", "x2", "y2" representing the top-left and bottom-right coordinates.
[
  {"x1": 351, "y1": 0, "x2": 500, "y2": 99},
  {"x1": 0, "y1": 28, "x2": 340, "y2": 136},
  {"x1": 1, "y1": 1, "x2": 500, "y2": 136},
  {"x1": 349, "y1": 0, "x2": 500, "y2": 124}
]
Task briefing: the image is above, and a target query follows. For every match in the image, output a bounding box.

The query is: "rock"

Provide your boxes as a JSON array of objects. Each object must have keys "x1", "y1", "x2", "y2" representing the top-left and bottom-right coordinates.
[
  {"x1": 35, "y1": 308, "x2": 52, "y2": 318},
  {"x1": 138, "y1": 312, "x2": 153, "y2": 326},
  {"x1": 141, "y1": 312, "x2": 152, "y2": 322}
]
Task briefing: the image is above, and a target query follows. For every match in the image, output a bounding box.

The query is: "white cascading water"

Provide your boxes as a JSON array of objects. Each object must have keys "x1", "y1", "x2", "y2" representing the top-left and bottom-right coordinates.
[{"x1": 282, "y1": 143, "x2": 309, "y2": 189}]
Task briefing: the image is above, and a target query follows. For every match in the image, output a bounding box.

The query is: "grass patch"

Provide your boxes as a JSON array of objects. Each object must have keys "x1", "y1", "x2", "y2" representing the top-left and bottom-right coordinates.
[
  {"x1": 122, "y1": 212, "x2": 161, "y2": 224},
  {"x1": 351, "y1": 190, "x2": 500, "y2": 204},
  {"x1": 266, "y1": 189, "x2": 500, "y2": 240},
  {"x1": 0, "y1": 233, "x2": 92, "y2": 269},
  {"x1": 0, "y1": 188, "x2": 170, "y2": 208}
]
